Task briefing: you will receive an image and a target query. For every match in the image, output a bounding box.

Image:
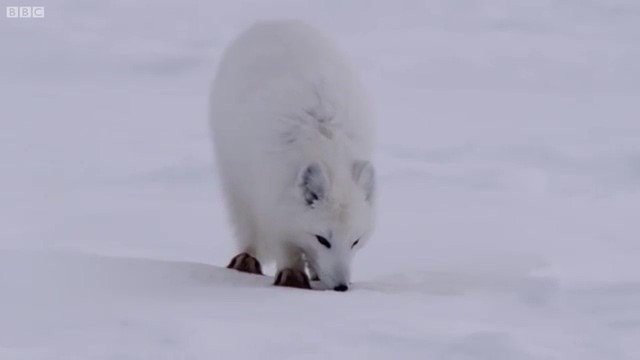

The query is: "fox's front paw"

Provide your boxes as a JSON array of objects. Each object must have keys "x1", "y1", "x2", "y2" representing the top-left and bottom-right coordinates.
[
  {"x1": 227, "y1": 253, "x2": 263, "y2": 275},
  {"x1": 274, "y1": 268, "x2": 311, "y2": 289}
]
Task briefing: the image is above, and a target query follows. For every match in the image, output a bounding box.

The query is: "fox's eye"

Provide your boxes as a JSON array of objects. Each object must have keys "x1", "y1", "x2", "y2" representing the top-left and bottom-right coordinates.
[
  {"x1": 316, "y1": 235, "x2": 331, "y2": 249},
  {"x1": 351, "y1": 239, "x2": 360, "y2": 249}
]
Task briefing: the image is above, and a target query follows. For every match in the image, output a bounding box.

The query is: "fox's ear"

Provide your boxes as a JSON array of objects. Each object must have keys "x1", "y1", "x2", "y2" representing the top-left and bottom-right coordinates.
[
  {"x1": 298, "y1": 163, "x2": 329, "y2": 207},
  {"x1": 352, "y1": 160, "x2": 375, "y2": 202}
]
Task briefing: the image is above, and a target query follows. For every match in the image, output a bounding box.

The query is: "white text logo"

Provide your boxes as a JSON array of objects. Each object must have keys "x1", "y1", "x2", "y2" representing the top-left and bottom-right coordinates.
[{"x1": 6, "y1": 6, "x2": 45, "y2": 18}]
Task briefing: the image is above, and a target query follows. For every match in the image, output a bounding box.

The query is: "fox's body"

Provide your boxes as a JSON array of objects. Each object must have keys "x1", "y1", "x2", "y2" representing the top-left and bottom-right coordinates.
[{"x1": 210, "y1": 21, "x2": 375, "y2": 290}]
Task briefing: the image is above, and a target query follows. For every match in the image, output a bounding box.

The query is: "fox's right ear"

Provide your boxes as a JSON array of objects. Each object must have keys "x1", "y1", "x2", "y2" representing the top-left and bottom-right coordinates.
[{"x1": 298, "y1": 163, "x2": 329, "y2": 207}]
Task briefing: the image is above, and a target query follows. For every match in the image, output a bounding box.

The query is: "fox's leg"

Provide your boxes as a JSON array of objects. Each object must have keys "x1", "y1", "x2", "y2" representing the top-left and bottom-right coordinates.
[
  {"x1": 227, "y1": 252, "x2": 262, "y2": 274},
  {"x1": 224, "y1": 188, "x2": 263, "y2": 275},
  {"x1": 306, "y1": 263, "x2": 320, "y2": 282},
  {"x1": 273, "y1": 244, "x2": 311, "y2": 289}
]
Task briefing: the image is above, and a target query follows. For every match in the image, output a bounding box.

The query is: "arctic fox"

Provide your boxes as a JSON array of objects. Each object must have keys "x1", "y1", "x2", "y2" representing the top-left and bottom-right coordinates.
[{"x1": 209, "y1": 21, "x2": 375, "y2": 291}]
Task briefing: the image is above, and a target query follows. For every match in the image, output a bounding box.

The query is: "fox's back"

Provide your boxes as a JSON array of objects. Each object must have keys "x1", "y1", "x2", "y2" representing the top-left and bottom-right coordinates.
[{"x1": 210, "y1": 21, "x2": 373, "y2": 209}]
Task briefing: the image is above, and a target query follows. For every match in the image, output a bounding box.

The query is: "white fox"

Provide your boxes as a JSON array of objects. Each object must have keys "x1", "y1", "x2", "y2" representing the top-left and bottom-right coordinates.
[{"x1": 209, "y1": 21, "x2": 375, "y2": 291}]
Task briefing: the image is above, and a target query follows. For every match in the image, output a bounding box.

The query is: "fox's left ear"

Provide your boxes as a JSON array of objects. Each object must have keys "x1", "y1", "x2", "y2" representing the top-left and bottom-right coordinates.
[{"x1": 352, "y1": 160, "x2": 375, "y2": 202}]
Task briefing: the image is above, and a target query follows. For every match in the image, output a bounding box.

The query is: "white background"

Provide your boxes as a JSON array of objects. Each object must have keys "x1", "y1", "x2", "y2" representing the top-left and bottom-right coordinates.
[{"x1": 1, "y1": 0, "x2": 639, "y2": 358}]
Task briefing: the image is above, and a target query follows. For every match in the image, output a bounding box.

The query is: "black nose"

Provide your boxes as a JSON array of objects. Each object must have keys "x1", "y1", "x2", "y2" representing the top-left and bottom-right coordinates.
[{"x1": 334, "y1": 284, "x2": 349, "y2": 292}]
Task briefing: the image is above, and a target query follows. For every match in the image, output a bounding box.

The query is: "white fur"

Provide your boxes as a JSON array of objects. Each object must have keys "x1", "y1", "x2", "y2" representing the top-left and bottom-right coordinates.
[{"x1": 209, "y1": 21, "x2": 375, "y2": 289}]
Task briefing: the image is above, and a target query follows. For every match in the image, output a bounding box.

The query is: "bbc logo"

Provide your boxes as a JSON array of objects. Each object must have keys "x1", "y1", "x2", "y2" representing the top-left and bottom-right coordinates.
[{"x1": 6, "y1": 6, "x2": 45, "y2": 18}]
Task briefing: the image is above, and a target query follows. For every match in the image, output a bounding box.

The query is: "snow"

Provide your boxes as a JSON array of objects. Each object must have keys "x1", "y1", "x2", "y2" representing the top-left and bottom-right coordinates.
[{"x1": 1, "y1": 0, "x2": 639, "y2": 358}]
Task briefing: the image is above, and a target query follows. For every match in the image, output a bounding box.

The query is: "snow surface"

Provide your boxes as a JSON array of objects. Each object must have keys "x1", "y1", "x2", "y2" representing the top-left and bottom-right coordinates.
[{"x1": 1, "y1": 0, "x2": 639, "y2": 359}]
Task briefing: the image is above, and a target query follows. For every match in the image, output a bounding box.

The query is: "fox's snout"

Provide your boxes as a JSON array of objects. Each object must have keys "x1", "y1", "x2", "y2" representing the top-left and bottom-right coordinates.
[{"x1": 333, "y1": 283, "x2": 349, "y2": 292}]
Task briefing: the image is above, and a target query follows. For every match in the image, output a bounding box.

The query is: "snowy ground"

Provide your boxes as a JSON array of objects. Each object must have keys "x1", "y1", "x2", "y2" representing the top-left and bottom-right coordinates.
[{"x1": 2, "y1": 0, "x2": 640, "y2": 359}]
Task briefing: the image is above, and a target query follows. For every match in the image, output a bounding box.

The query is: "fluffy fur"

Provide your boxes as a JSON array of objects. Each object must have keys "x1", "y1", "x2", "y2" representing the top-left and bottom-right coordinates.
[{"x1": 209, "y1": 20, "x2": 375, "y2": 289}]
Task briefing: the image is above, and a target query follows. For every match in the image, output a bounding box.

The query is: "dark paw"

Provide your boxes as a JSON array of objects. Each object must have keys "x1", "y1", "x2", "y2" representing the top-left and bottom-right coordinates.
[
  {"x1": 274, "y1": 268, "x2": 311, "y2": 289},
  {"x1": 227, "y1": 253, "x2": 263, "y2": 275}
]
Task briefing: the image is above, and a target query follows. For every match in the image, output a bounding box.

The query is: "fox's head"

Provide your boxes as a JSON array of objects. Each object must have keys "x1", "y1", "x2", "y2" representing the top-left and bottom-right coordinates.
[{"x1": 286, "y1": 160, "x2": 375, "y2": 291}]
